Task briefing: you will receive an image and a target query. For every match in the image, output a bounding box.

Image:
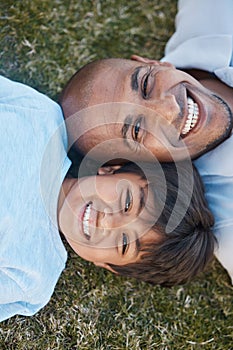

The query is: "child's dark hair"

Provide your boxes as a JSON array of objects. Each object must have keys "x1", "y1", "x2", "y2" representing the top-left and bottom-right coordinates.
[{"x1": 109, "y1": 161, "x2": 215, "y2": 287}]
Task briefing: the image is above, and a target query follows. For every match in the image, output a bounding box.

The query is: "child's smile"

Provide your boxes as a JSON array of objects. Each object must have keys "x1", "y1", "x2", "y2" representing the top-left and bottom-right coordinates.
[{"x1": 57, "y1": 172, "x2": 157, "y2": 268}]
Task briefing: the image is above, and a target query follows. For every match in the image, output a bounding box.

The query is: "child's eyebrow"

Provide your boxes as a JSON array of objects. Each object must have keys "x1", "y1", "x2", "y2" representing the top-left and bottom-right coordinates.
[
  {"x1": 136, "y1": 186, "x2": 146, "y2": 217},
  {"x1": 131, "y1": 232, "x2": 141, "y2": 259},
  {"x1": 135, "y1": 236, "x2": 141, "y2": 255}
]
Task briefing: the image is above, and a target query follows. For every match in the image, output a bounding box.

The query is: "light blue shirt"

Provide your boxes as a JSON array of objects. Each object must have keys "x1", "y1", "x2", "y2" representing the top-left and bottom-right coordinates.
[
  {"x1": 162, "y1": 0, "x2": 233, "y2": 86},
  {"x1": 0, "y1": 75, "x2": 71, "y2": 321},
  {"x1": 162, "y1": 0, "x2": 233, "y2": 283}
]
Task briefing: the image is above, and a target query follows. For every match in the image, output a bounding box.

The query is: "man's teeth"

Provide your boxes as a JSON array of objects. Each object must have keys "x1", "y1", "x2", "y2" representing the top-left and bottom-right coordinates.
[
  {"x1": 83, "y1": 202, "x2": 92, "y2": 238},
  {"x1": 181, "y1": 97, "x2": 199, "y2": 136}
]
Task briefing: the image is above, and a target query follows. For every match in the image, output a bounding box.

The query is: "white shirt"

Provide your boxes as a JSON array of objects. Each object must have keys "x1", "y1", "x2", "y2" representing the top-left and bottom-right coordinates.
[{"x1": 162, "y1": 0, "x2": 233, "y2": 283}]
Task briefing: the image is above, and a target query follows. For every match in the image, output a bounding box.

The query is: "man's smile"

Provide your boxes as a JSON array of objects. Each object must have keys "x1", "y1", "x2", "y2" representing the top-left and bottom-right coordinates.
[{"x1": 61, "y1": 57, "x2": 233, "y2": 161}]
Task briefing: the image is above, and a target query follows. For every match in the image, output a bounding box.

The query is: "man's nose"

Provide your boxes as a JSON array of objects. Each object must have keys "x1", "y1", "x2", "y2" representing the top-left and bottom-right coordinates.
[
  {"x1": 145, "y1": 96, "x2": 180, "y2": 126},
  {"x1": 145, "y1": 71, "x2": 180, "y2": 124},
  {"x1": 151, "y1": 68, "x2": 175, "y2": 98}
]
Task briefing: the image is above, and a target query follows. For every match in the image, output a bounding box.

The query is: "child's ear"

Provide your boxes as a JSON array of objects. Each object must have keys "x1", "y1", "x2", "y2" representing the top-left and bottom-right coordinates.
[
  {"x1": 97, "y1": 165, "x2": 122, "y2": 175},
  {"x1": 94, "y1": 261, "x2": 119, "y2": 274}
]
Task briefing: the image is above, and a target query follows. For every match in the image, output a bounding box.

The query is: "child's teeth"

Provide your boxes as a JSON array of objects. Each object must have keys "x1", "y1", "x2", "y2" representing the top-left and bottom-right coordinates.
[{"x1": 83, "y1": 202, "x2": 92, "y2": 238}]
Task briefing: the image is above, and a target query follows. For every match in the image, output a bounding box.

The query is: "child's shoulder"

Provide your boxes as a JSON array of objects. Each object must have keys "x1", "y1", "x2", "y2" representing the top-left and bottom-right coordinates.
[{"x1": 0, "y1": 75, "x2": 59, "y2": 113}]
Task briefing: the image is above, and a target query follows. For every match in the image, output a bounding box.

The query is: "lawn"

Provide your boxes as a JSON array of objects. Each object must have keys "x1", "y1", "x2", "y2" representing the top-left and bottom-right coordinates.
[{"x1": 0, "y1": 0, "x2": 233, "y2": 349}]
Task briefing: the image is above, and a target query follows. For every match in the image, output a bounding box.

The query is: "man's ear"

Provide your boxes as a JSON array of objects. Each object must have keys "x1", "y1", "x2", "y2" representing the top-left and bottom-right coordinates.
[
  {"x1": 97, "y1": 165, "x2": 122, "y2": 175},
  {"x1": 131, "y1": 54, "x2": 174, "y2": 68},
  {"x1": 94, "y1": 261, "x2": 119, "y2": 274},
  {"x1": 131, "y1": 54, "x2": 160, "y2": 65}
]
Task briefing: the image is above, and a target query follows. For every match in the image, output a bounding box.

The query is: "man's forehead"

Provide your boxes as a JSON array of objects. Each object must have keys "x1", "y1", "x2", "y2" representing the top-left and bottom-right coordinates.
[
  {"x1": 104, "y1": 121, "x2": 123, "y2": 136},
  {"x1": 91, "y1": 61, "x2": 137, "y2": 104},
  {"x1": 84, "y1": 103, "x2": 138, "y2": 130}
]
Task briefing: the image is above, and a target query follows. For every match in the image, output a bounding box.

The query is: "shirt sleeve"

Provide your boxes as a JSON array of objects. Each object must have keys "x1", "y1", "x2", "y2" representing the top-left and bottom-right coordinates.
[
  {"x1": 0, "y1": 75, "x2": 63, "y2": 111},
  {"x1": 0, "y1": 269, "x2": 30, "y2": 322},
  {"x1": 0, "y1": 268, "x2": 51, "y2": 322},
  {"x1": 161, "y1": 0, "x2": 233, "y2": 80},
  {"x1": 0, "y1": 302, "x2": 42, "y2": 323},
  {"x1": 0, "y1": 75, "x2": 28, "y2": 99}
]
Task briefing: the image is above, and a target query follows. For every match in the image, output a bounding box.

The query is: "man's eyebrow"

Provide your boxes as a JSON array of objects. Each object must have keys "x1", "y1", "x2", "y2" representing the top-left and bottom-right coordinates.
[
  {"x1": 121, "y1": 115, "x2": 132, "y2": 138},
  {"x1": 121, "y1": 115, "x2": 135, "y2": 150},
  {"x1": 131, "y1": 66, "x2": 141, "y2": 91}
]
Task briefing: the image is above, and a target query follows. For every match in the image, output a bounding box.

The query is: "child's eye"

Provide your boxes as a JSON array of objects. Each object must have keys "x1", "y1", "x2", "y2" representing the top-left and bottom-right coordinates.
[
  {"x1": 124, "y1": 189, "x2": 132, "y2": 212},
  {"x1": 122, "y1": 233, "x2": 128, "y2": 255}
]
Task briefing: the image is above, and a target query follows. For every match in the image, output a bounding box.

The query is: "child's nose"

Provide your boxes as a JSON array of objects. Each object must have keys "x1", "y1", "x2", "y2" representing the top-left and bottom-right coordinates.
[
  {"x1": 99, "y1": 211, "x2": 114, "y2": 229},
  {"x1": 98, "y1": 209, "x2": 124, "y2": 230}
]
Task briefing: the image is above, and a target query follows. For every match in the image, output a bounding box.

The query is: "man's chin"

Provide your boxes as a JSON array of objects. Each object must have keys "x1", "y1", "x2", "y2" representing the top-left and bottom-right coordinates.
[
  {"x1": 194, "y1": 94, "x2": 233, "y2": 158},
  {"x1": 192, "y1": 129, "x2": 233, "y2": 161}
]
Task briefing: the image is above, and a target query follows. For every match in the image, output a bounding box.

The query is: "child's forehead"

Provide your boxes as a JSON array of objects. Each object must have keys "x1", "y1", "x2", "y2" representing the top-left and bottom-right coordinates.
[
  {"x1": 114, "y1": 171, "x2": 146, "y2": 182},
  {"x1": 137, "y1": 228, "x2": 161, "y2": 254}
]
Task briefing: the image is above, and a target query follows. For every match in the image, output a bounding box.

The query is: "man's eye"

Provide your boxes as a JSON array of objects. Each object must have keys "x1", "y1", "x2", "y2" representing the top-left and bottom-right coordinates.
[
  {"x1": 122, "y1": 233, "x2": 128, "y2": 255},
  {"x1": 133, "y1": 118, "x2": 141, "y2": 141},
  {"x1": 142, "y1": 73, "x2": 149, "y2": 98},
  {"x1": 124, "y1": 189, "x2": 132, "y2": 212}
]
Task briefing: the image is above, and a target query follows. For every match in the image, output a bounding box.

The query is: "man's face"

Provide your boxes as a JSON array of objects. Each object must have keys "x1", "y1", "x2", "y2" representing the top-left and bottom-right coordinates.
[{"x1": 64, "y1": 57, "x2": 232, "y2": 162}]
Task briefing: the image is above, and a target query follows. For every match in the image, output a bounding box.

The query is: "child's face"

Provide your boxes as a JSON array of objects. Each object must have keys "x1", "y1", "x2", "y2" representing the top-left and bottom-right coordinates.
[{"x1": 58, "y1": 172, "x2": 158, "y2": 269}]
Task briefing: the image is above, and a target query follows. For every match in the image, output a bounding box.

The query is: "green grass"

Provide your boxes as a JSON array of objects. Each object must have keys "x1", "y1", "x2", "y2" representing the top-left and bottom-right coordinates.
[{"x1": 0, "y1": 0, "x2": 233, "y2": 349}]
